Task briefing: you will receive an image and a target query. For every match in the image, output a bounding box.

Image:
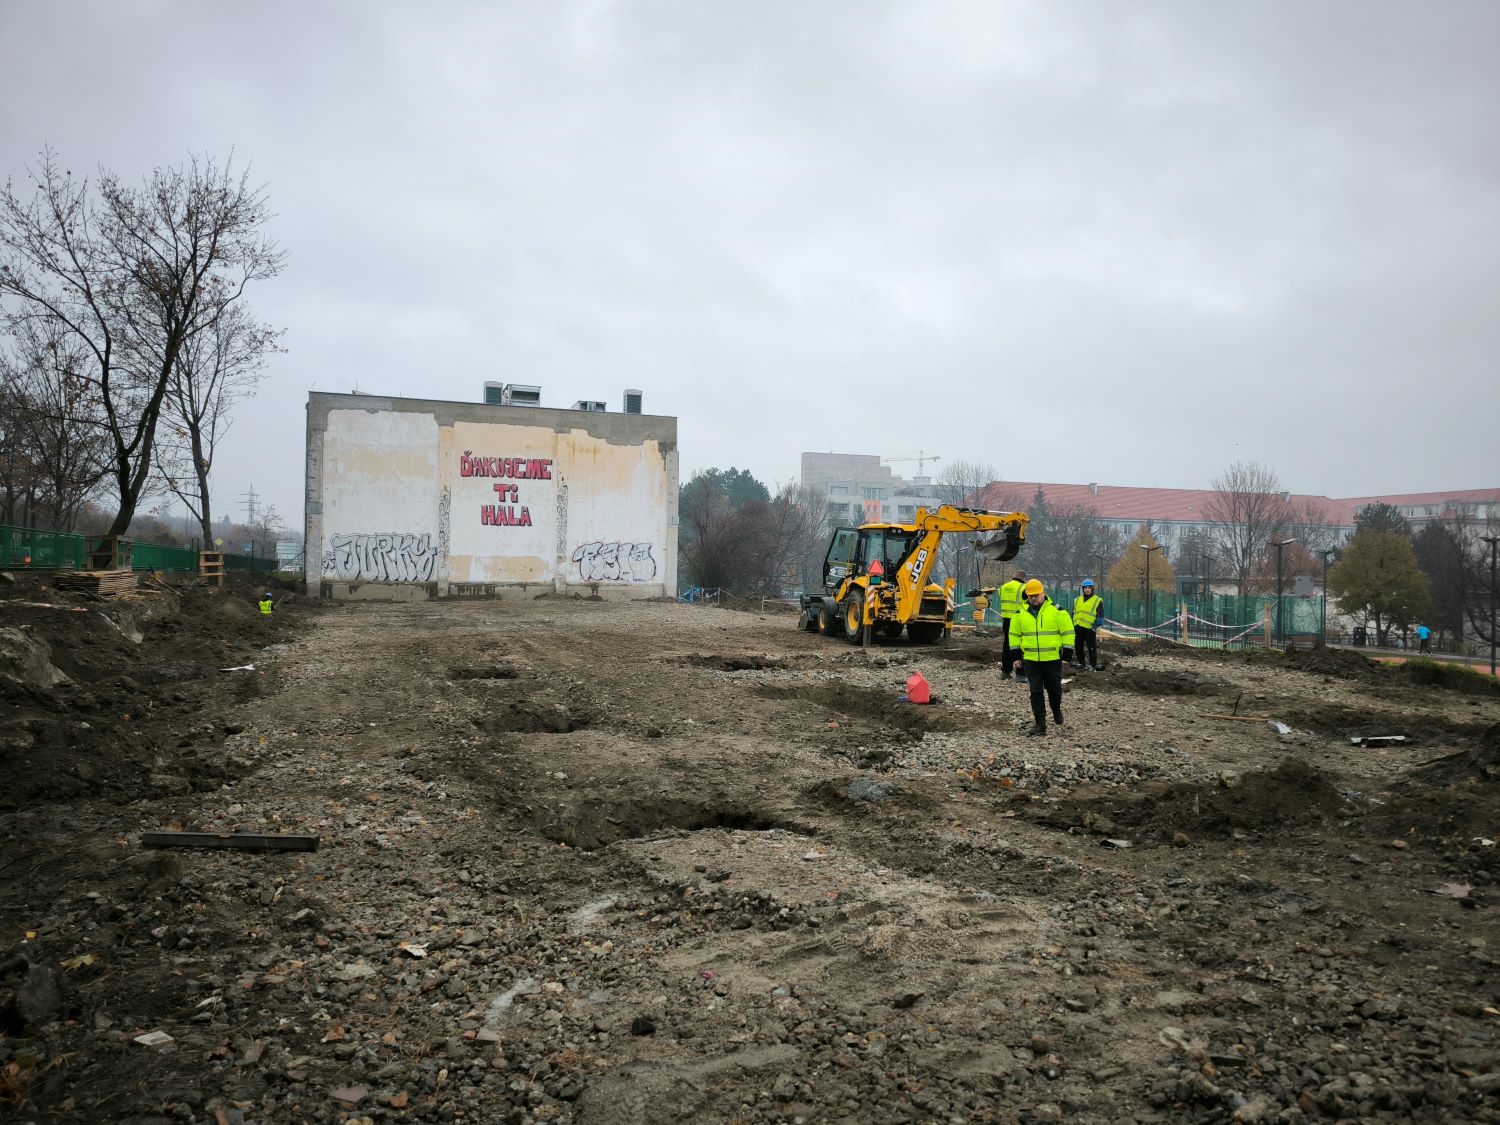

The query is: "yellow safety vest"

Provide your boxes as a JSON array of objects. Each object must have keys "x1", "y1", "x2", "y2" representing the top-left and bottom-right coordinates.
[
  {"x1": 258, "y1": 599, "x2": 273, "y2": 616},
  {"x1": 1073, "y1": 593, "x2": 1102, "y2": 630},
  {"x1": 998, "y1": 579, "x2": 1024, "y2": 620},
  {"x1": 1011, "y1": 600, "x2": 1075, "y2": 663}
]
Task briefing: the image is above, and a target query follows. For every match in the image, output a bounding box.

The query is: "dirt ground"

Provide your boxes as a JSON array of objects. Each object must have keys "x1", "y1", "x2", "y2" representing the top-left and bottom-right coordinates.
[{"x1": 2, "y1": 580, "x2": 1498, "y2": 1125}]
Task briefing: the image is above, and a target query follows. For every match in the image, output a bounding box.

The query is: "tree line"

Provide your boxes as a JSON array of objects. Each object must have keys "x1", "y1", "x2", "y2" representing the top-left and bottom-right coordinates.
[
  {"x1": 677, "y1": 458, "x2": 1498, "y2": 651},
  {"x1": 1, "y1": 148, "x2": 284, "y2": 549}
]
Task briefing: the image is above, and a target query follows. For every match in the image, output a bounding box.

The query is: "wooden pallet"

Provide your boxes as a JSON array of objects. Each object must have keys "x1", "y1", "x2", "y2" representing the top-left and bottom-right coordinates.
[
  {"x1": 87, "y1": 537, "x2": 134, "y2": 571},
  {"x1": 53, "y1": 569, "x2": 140, "y2": 598},
  {"x1": 199, "y1": 551, "x2": 225, "y2": 586}
]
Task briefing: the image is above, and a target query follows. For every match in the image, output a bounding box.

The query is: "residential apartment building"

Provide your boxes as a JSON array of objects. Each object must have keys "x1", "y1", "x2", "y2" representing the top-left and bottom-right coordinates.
[{"x1": 799, "y1": 452, "x2": 943, "y2": 528}]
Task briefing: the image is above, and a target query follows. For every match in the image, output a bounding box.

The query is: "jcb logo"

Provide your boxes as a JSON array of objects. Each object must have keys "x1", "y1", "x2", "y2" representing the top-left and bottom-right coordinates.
[{"x1": 909, "y1": 548, "x2": 928, "y2": 577}]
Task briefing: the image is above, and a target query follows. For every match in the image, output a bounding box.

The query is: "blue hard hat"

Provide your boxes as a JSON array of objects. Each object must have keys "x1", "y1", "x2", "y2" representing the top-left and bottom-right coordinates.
[{"x1": 1082, "y1": 579, "x2": 1094, "y2": 587}]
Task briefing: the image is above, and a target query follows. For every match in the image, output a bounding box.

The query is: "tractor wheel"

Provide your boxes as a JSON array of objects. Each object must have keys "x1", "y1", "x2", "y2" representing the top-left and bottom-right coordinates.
[
  {"x1": 907, "y1": 621, "x2": 944, "y2": 644},
  {"x1": 843, "y1": 590, "x2": 866, "y2": 643},
  {"x1": 817, "y1": 602, "x2": 840, "y2": 636},
  {"x1": 801, "y1": 608, "x2": 819, "y2": 632}
]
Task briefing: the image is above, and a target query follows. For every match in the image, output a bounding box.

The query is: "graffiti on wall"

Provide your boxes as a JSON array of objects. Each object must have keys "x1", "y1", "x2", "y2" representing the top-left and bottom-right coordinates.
[
  {"x1": 461, "y1": 451, "x2": 553, "y2": 527},
  {"x1": 571, "y1": 541, "x2": 657, "y2": 583},
  {"x1": 323, "y1": 532, "x2": 437, "y2": 583}
]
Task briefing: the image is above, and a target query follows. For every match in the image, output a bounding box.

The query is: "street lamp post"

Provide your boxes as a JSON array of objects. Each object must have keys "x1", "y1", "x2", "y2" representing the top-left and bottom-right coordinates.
[
  {"x1": 1092, "y1": 552, "x2": 1106, "y2": 591},
  {"x1": 1482, "y1": 535, "x2": 1499, "y2": 679},
  {"x1": 1140, "y1": 543, "x2": 1161, "y2": 632},
  {"x1": 1320, "y1": 548, "x2": 1338, "y2": 646},
  {"x1": 1273, "y1": 538, "x2": 1298, "y2": 648}
]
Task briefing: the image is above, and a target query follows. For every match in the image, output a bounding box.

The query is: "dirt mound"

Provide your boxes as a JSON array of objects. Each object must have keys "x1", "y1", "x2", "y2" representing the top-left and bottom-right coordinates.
[
  {"x1": 0, "y1": 588, "x2": 298, "y2": 808},
  {"x1": 1035, "y1": 760, "x2": 1350, "y2": 841},
  {"x1": 1407, "y1": 725, "x2": 1500, "y2": 785},
  {"x1": 675, "y1": 653, "x2": 790, "y2": 671},
  {"x1": 928, "y1": 639, "x2": 1007, "y2": 665},
  {"x1": 1391, "y1": 659, "x2": 1500, "y2": 696},
  {"x1": 0, "y1": 627, "x2": 70, "y2": 692},
  {"x1": 1079, "y1": 667, "x2": 1232, "y2": 697},
  {"x1": 1283, "y1": 646, "x2": 1380, "y2": 679},
  {"x1": 475, "y1": 699, "x2": 595, "y2": 733},
  {"x1": 758, "y1": 682, "x2": 989, "y2": 738}
]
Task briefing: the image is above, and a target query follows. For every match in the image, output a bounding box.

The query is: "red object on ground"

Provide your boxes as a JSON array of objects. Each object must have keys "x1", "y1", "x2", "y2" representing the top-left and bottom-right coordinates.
[{"x1": 906, "y1": 672, "x2": 931, "y2": 704}]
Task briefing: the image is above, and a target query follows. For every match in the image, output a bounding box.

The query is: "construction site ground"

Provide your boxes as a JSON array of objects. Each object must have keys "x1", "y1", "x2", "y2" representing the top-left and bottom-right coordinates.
[{"x1": 2, "y1": 579, "x2": 1498, "y2": 1125}]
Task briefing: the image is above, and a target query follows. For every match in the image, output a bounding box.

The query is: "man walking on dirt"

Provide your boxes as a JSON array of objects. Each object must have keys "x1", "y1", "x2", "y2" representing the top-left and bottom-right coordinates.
[
  {"x1": 1010, "y1": 579, "x2": 1074, "y2": 736},
  {"x1": 998, "y1": 570, "x2": 1026, "y2": 682}
]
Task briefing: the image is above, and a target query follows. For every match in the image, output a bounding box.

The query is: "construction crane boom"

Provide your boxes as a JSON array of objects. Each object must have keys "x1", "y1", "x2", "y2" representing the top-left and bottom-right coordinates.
[{"x1": 882, "y1": 450, "x2": 942, "y2": 474}]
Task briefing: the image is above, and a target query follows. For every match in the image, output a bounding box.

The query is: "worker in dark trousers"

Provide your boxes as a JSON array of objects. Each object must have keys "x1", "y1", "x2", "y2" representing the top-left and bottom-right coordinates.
[
  {"x1": 1072, "y1": 579, "x2": 1102, "y2": 670},
  {"x1": 1009, "y1": 579, "x2": 1075, "y2": 736},
  {"x1": 997, "y1": 569, "x2": 1027, "y2": 682}
]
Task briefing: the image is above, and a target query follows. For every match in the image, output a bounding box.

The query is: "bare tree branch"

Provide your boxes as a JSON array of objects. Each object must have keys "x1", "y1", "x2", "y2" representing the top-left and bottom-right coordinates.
[{"x1": 0, "y1": 149, "x2": 284, "y2": 546}]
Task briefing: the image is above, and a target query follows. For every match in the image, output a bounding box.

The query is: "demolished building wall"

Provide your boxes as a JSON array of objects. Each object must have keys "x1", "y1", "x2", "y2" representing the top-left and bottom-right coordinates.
[{"x1": 305, "y1": 392, "x2": 678, "y2": 600}]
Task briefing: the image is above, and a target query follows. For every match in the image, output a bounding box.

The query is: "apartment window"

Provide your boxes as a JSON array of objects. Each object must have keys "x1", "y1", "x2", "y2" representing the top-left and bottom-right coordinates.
[
  {"x1": 863, "y1": 487, "x2": 886, "y2": 500},
  {"x1": 830, "y1": 485, "x2": 848, "y2": 495}
]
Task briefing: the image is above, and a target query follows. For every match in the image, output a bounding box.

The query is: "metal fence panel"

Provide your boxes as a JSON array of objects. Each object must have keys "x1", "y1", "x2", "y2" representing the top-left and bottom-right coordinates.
[{"x1": 0, "y1": 524, "x2": 274, "y2": 573}]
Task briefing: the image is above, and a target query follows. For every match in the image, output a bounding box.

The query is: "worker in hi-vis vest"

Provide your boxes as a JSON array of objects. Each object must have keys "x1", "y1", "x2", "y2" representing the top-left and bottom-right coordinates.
[
  {"x1": 1071, "y1": 579, "x2": 1103, "y2": 670},
  {"x1": 258, "y1": 593, "x2": 274, "y2": 616},
  {"x1": 1009, "y1": 579, "x2": 1075, "y2": 736},
  {"x1": 997, "y1": 570, "x2": 1027, "y2": 682}
]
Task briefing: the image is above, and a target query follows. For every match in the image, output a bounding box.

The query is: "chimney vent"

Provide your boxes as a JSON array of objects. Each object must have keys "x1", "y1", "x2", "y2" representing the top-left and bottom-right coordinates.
[{"x1": 623, "y1": 389, "x2": 643, "y2": 415}]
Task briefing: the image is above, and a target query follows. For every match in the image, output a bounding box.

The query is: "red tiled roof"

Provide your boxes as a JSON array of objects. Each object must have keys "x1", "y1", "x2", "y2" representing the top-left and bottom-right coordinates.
[
  {"x1": 972, "y1": 481, "x2": 1358, "y2": 526},
  {"x1": 1334, "y1": 488, "x2": 1500, "y2": 508}
]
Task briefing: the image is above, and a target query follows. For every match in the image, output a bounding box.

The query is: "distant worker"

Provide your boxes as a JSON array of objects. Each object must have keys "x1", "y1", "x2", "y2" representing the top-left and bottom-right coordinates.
[
  {"x1": 1072, "y1": 579, "x2": 1103, "y2": 670},
  {"x1": 997, "y1": 569, "x2": 1027, "y2": 682},
  {"x1": 1416, "y1": 623, "x2": 1431, "y2": 653},
  {"x1": 1010, "y1": 579, "x2": 1075, "y2": 736},
  {"x1": 258, "y1": 592, "x2": 274, "y2": 616}
]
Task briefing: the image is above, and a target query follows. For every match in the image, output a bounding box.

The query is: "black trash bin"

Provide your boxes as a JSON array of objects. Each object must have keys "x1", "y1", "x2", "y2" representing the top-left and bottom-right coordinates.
[{"x1": 1352, "y1": 625, "x2": 1367, "y2": 647}]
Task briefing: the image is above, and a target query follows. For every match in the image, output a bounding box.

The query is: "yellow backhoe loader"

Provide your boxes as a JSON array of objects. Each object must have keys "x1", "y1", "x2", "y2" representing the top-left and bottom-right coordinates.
[{"x1": 798, "y1": 505, "x2": 1028, "y2": 644}]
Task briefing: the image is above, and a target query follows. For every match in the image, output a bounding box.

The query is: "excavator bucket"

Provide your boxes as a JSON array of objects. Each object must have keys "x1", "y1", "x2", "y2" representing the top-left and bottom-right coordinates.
[{"x1": 976, "y1": 526, "x2": 1024, "y2": 562}]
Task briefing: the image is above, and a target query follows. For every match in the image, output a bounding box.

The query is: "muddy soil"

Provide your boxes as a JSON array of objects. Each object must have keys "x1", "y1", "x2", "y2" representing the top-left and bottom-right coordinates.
[{"x1": 2, "y1": 591, "x2": 1498, "y2": 1124}]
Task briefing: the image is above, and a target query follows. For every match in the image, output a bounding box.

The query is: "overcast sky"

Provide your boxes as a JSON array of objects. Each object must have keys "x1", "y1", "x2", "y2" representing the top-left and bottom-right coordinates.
[{"x1": 3, "y1": 1, "x2": 1497, "y2": 527}]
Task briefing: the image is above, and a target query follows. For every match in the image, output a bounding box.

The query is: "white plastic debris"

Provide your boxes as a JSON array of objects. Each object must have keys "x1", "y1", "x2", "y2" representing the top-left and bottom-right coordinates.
[
  {"x1": 220, "y1": 663, "x2": 256, "y2": 673},
  {"x1": 133, "y1": 1030, "x2": 174, "y2": 1047},
  {"x1": 1267, "y1": 720, "x2": 1292, "y2": 736}
]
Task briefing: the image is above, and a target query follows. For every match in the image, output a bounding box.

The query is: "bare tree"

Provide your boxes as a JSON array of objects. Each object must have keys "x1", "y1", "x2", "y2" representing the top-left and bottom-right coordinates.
[
  {"x1": 1204, "y1": 461, "x2": 1291, "y2": 596},
  {"x1": 156, "y1": 301, "x2": 284, "y2": 544},
  {"x1": 1017, "y1": 487, "x2": 1124, "y2": 587},
  {"x1": 932, "y1": 459, "x2": 1000, "y2": 587},
  {"x1": 248, "y1": 503, "x2": 284, "y2": 563},
  {"x1": 0, "y1": 315, "x2": 111, "y2": 529},
  {"x1": 1283, "y1": 498, "x2": 1348, "y2": 557},
  {"x1": 0, "y1": 149, "x2": 284, "y2": 544},
  {"x1": 679, "y1": 474, "x2": 827, "y2": 596}
]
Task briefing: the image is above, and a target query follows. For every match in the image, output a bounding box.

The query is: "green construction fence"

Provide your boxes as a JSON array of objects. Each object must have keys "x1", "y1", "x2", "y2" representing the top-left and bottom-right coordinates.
[{"x1": 1, "y1": 524, "x2": 277, "y2": 573}]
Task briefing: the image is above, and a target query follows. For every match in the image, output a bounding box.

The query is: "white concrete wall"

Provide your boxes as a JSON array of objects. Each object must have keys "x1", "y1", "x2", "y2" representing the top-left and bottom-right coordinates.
[{"x1": 307, "y1": 394, "x2": 677, "y2": 599}]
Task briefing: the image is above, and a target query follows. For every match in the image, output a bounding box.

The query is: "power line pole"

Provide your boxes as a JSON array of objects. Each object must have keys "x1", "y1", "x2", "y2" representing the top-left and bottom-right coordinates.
[{"x1": 240, "y1": 485, "x2": 259, "y2": 525}]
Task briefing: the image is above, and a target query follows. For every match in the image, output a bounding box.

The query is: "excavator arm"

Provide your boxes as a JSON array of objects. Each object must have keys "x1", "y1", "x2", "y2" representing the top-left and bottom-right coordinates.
[{"x1": 889, "y1": 506, "x2": 1028, "y2": 623}]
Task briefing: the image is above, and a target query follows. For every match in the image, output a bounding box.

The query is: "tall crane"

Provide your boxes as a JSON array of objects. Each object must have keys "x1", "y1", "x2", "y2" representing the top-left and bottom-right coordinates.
[{"x1": 882, "y1": 451, "x2": 942, "y2": 475}]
